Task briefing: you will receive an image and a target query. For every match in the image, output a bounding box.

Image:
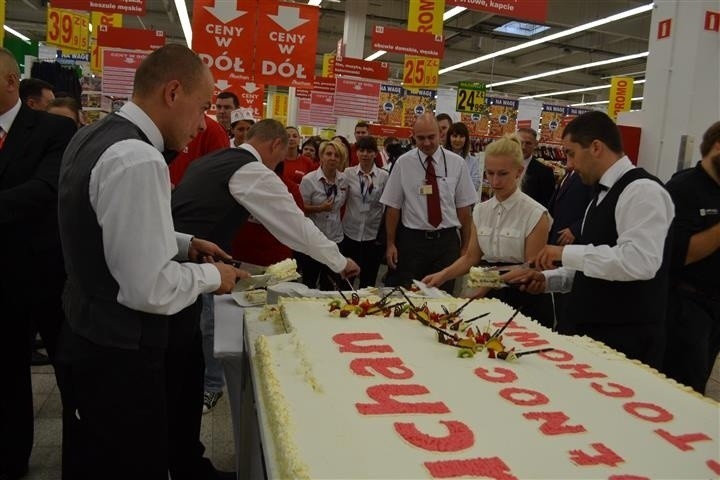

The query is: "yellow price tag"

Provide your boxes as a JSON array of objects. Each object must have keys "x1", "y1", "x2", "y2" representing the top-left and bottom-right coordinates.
[
  {"x1": 47, "y1": 7, "x2": 90, "y2": 52},
  {"x1": 403, "y1": 57, "x2": 439, "y2": 88},
  {"x1": 456, "y1": 82, "x2": 487, "y2": 113}
]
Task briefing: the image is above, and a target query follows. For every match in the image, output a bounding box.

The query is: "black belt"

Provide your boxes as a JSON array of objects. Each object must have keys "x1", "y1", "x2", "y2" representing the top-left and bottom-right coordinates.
[{"x1": 404, "y1": 227, "x2": 457, "y2": 240}]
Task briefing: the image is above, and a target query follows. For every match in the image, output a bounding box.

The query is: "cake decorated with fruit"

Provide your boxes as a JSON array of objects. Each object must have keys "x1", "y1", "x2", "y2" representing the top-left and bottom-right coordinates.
[{"x1": 254, "y1": 294, "x2": 720, "y2": 479}]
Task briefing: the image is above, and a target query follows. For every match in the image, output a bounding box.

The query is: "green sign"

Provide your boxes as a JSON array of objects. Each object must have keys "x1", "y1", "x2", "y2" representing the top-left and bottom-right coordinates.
[{"x1": 456, "y1": 81, "x2": 487, "y2": 113}]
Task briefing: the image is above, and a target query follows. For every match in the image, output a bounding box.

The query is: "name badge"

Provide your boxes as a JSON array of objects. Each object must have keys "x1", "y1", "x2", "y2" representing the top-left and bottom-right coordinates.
[
  {"x1": 419, "y1": 184, "x2": 433, "y2": 195},
  {"x1": 359, "y1": 202, "x2": 371, "y2": 212}
]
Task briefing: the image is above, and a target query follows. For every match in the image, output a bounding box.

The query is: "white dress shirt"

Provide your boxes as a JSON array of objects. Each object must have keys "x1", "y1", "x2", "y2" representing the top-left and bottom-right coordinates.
[
  {"x1": 229, "y1": 144, "x2": 346, "y2": 272},
  {"x1": 299, "y1": 167, "x2": 347, "y2": 243},
  {"x1": 474, "y1": 188, "x2": 548, "y2": 263},
  {"x1": 465, "y1": 153, "x2": 482, "y2": 191},
  {"x1": 342, "y1": 164, "x2": 389, "y2": 242},
  {"x1": 0, "y1": 98, "x2": 21, "y2": 134},
  {"x1": 544, "y1": 156, "x2": 675, "y2": 293},
  {"x1": 88, "y1": 102, "x2": 220, "y2": 315},
  {"x1": 380, "y1": 147, "x2": 478, "y2": 230}
]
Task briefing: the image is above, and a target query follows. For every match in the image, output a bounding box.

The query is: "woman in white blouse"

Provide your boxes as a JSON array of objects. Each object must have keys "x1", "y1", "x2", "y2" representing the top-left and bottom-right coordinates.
[
  {"x1": 340, "y1": 136, "x2": 389, "y2": 287},
  {"x1": 423, "y1": 135, "x2": 554, "y2": 327},
  {"x1": 299, "y1": 139, "x2": 348, "y2": 289}
]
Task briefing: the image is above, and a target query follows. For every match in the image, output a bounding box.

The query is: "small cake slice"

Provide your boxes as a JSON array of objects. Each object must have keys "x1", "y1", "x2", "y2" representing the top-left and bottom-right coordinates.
[
  {"x1": 245, "y1": 289, "x2": 267, "y2": 305},
  {"x1": 265, "y1": 258, "x2": 301, "y2": 283},
  {"x1": 467, "y1": 266, "x2": 503, "y2": 288}
]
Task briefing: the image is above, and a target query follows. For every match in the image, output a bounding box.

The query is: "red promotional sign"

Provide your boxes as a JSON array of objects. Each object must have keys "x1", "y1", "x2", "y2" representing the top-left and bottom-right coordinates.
[
  {"x1": 97, "y1": 25, "x2": 164, "y2": 51},
  {"x1": 371, "y1": 26, "x2": 444, "y2": 58},
  {"x1": 308, "y1": 76, "x2": 335, "y2": 126},
  {"x1": 313, "y1": 76, "x2": 336, "y2": 93},
  {"x1": 446, "y1": 0, "x2": 547, "y2": 23},
  {"x1": 295, "y1": 88, "x2": 312, "y2": 99},
  {"x1": 368, "y1": 124, "x2": 413, "y2": 139},
  {"x1": 334, "y1": 56, "x2": 389, "y2": 81},
  {"x1": 192, "y1": 0, "x2": 258, "y2": 92},
  {"x1": 333, "y1": 78, "x2": 381, "y2": 121},
  {"x1": 657, "y1": 18, "x2": 672, "y2": 39},
  {"x1": 49, "y1": 0, "x2": 146, "y2": 15},
  {"x1": 516, "y1": 119, "x2": 532, "y2": 129},
  {"x1": 237, "y1": 81, "x2": 265, "y2": 119},
  {"x1": 102, "y1": 49, "x2": 148, "y2": 99},
  {"x1": 255, "y1": 1, "x2": 319, "y2": 89},
  {"x1": 704, "y1": 11, "x2": 720, "y2": 31}
]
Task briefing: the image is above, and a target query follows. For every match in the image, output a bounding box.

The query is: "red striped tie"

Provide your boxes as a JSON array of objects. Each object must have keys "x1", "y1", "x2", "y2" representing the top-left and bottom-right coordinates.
[
  {"x1": 425, "y1": 157, "x2": 442, "y2": 228},
  {"x1": 0, "y1": 128, "x2": 6, "y2": 149}
]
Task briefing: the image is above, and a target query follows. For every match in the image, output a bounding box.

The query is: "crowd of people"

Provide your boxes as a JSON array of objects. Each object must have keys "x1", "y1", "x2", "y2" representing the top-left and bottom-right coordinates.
[{"x1": 1, "y1": 43, "x2": 718, "y2": 480}]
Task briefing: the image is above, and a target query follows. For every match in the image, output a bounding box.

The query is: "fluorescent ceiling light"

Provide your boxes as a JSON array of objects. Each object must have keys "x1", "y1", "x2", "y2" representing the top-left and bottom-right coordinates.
[
  {"x1": 174, "y1": 0, "x2": 192, "y2": 48},
  {"x1": 440, "y1": 3, "x2": 654, "y2": 75},
  {"x1": 493, "y1": 21, "x2": 550, "y2": 37},
  {"x1": 487, "y1": 51, "x2": 649, "y2": 87},
  {"x1": 519, "y1": 79, "x2": 646, "y2": 99},
  {"x1": 307, "y1": 0, "x2": 322, "y2": 5},
  {"x1": 443, "y1": 6, "x2": 466, "y2": 21},
  {"x1": 571, "y1": 96, "x2": 643, "y2": 106},
  {"x1": 365, "y1": 50, "x2": 387, "y2": 61},
  {"x1": 3, "y1": 25, "x2": 30, "y2": 43}
]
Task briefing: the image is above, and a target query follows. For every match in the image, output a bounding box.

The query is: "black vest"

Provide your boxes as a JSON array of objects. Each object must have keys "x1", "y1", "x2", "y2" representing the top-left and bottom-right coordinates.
[
  {"x1": 171, "y1": 147, "x2": 256, "y2": 251},
  {"x1": 565, "y1": 168, "x2": 670, "y2": 327},
  {"x1": 58, "y1": 114, "x2": 168, "y2": 349}
]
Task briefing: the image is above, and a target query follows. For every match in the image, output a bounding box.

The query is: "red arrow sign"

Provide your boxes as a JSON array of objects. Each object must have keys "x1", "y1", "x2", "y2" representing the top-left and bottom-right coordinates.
[{"x1": 371, "y1": 26, "x2": 444, "y2": 58}]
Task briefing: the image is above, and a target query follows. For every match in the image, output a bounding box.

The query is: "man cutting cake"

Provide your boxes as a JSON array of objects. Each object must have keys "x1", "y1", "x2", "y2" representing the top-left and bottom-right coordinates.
[{"x1": 505, "y1": 111, "x2": 675, "y2": 369}]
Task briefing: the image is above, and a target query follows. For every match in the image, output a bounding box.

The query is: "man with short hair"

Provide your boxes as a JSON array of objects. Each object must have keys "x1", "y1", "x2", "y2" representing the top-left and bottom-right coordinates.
[
  {"x1": 349, "y1": 120, "x2": 383, "y2": 167},
  {"x1": 0, "y1": 48, "x2": 77, "y2": 480},
  {"x1": 662, "y1": 121, "x2": 720, "y2": 393},
  {"x1": 56, "y1": 44, "x2": 243, "y2": 480},
  {"x1": 517, "y1": 127, "x2": 556, "y2": 208},
  {"x1": 19, "y1": 78, "x2": 55, "y2": 111},
  {"x1": 214, "y1": 91, "x2": 238, "y2": 134},
  {"x1": 380, "y1": 113, "x2": 477, "y2": 293},
  {"x1": 436, "y1": 112, "x2": 452, "y2": 145},
  {"x1": 507, "y1": 111, "x2": 675, "y2": 369}
]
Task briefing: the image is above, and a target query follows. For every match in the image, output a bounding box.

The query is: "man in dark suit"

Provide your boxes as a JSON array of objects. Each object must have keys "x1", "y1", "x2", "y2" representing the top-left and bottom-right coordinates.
[
  {"x1": 548, "y1": 158, "x2": 594, "y2": 246},
  {"x1": 518, "y1": 127, "x2": 556, "y2": 208},
  {"x1": 0, "y1": 48, "x2": 77, "y2": 480}
]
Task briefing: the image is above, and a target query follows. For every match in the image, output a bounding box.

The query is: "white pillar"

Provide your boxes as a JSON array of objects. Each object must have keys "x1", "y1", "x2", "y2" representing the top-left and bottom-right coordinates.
[
  {"x1": 636, "y1": 0, "x2": 720, "y2": 181},
  {"x1": 335, "y1": 1, "x2": 368, "y2": 139}
]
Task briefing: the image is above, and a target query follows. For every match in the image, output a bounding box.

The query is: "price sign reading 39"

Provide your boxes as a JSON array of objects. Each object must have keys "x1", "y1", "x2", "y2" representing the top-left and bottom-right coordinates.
[{"x1": 47, "y1": 7, "x2": 90, "y2": 51}]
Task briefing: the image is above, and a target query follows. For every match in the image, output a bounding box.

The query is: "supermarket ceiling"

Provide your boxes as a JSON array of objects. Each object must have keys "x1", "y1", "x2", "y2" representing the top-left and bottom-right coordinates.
[{"x1": 5, "y1": 1, "x2": 652, "y2": 104}]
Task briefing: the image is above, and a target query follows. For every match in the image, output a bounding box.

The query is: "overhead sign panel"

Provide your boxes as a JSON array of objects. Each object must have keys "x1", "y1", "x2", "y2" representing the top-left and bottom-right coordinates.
[
  {"x1": 49, "y1": 0, "x2": 146, "y2": 16},
  {"x1": 334, "y1": 56, "x2": 389, "y2": 81},
  {"x1": 97, "y1": 25, "x2": 164, "y2": 51},
  {"x1": 372, "y1": 26, "x2": 444, "y2": 58},
  {"x1": 446, "y1": 0, "x2": 547, "y2": 23}
]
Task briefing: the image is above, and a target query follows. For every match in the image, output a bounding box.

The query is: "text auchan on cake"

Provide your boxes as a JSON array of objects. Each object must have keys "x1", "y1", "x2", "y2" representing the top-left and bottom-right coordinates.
[{"x1": 332, "y1": 321, "x2": 719, "y2": 479}]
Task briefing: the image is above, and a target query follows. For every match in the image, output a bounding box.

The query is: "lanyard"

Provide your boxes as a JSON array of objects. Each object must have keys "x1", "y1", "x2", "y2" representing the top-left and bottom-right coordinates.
[
  {"x1": 321, "y1": 178, "x2": 337, "y2": 198},
  {"x1": 417, "y1": 148, "x2": 448, "y2": 179},
  {"x1": 359, "y1": 169, "x2": 374, "y2": 203}
]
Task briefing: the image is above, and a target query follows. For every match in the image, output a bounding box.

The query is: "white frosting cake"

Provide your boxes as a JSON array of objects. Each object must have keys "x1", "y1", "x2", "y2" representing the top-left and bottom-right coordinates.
[{"x1": 255, "y1": 297, "x2": 720, "y2": 479}]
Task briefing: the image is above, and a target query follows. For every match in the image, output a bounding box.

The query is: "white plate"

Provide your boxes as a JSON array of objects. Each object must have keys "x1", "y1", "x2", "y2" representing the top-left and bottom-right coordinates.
[
  {"x1": 234, "y1": 274, "x2": 271, "y2": 292},
  {"x1": 412, "y1": 280, "x2": 449, "y2": 299},
  {"x1": 231, "y1": 290, "x2": 266, "y2": 307}
]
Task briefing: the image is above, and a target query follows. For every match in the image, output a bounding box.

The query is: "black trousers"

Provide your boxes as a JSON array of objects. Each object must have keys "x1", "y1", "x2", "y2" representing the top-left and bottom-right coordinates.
[
  {"x1": 388, "y1": 227, "x2": 460, "y2": 293},
  {"x1": 662, "y1": 290, "x2": 720, "y2": 393},
  {"x1": 55, "y1": 324, "x2": 169, "y2": 480},
  {"x1": 487, "y1": 288, "x2": 555, "y2": 330},
  {"x1": 340, "y1": 237, "x2": 382, "y2": 288},
  {"x1": 297, "y1": 251, "x2": 335, "y2": 290}
]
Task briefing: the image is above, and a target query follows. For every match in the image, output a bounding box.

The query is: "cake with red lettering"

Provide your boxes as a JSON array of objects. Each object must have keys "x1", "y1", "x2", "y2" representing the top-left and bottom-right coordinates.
[{"x1": 254, "y1": 297, "x2": 720, "y2": 479}]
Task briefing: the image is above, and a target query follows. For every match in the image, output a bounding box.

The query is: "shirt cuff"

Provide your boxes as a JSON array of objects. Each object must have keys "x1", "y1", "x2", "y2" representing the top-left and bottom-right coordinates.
[
  {"x1": 327, "y1": 253, "x2": 348, "y2": 273},
  {"x1": 200, "y1": 263, "x2": 222, "y2": 291},
  {"x1": 175, "y1": 232, "x2": 193, "y2": 261},
  {"x1": 562, "y1": 244, "x2": 585, "y2": 271}
]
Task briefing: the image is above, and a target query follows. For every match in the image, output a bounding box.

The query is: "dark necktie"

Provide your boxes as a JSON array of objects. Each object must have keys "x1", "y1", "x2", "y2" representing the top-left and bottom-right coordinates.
[
  {"x1": 585, "y1": 182, "x2": 608, "y2": 222},
  {"x1": 0, "y1": 127, "x2": 6, "y2": 150},
  {"x1": 425, "y1": 156, "x2": 442, "y2": 228}
]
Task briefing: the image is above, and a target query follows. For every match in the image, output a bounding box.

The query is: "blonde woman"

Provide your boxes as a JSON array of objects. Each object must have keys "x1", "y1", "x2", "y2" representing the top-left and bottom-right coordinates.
[
  {"x1": 423, "y1": 135, "x2": 554, "y2": 327},
  {"x1": 298, "y1": 139, "x2": 348, "y2": 289}
]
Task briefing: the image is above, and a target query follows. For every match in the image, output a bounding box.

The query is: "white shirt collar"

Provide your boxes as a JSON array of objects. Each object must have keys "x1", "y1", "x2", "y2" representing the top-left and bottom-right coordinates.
[
  {"x1": 598, "y1": 155, "x2": 634, "y2": 190},
  {"x1": 239, "y1": 143, "x2": 262, "y2": 163},
  {"x1": 488, "y1": 186, "x2": 522, "y2": 210},
  {"x1": 116, "y1": 101, "x2": 164, "y2": 152},
  {"x1": 0, "y1": 99, "x2": 22, "y2": 134}
]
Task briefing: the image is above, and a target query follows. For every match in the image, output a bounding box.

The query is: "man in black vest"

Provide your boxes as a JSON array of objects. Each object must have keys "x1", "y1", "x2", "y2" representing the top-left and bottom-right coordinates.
[
  {"x1": 505, "y1": 111, "x2": 675, "y2": 369},
  {"x1": 56, "y1": 45, "x2": 244, "y2": 480}
]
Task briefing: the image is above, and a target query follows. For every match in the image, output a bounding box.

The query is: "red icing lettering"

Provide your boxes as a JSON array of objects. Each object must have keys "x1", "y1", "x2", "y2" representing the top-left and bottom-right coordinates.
[
  {"x1": 503, "y1": 331, "x2": 550, "y2": 347},
  {"x1": 707, "y1": 460, "x2": 720, "y2": 474},
  {"x1": 474, "y1": 367, "x2": 518, "y2": 384},
  {"x1": 569, "y1": 443, "x2": 624, "y2": 466},
  {"x1": 590, "y1": 381, "x2": 635, "y2": 398},
  {"x1": 332, "y1": 332, "x2": 394, "y2": 353},
  {"x1": 491, "y1": 320, "x2": 524, "y2": 329},
  {"x1": 654, "y1": 429, "x2": 711, "y2": 451},
  {"x1": 499, "y1": 387, "x2": 549, "y2": 406},
  {"x1": 425, "y1": 456, "x2": 518, "y2": 479},
  {"x1": 395, "y1": 420, "x2": 474, "y2": 452},
  {"x1": 538, "y1": 348, "x2": 574, "y2": 362},
  {"x1": 523, "y1": 411, "x2": 586, "y2": 435},
  {"x1": 557, "y1": 363, "x2": 607, "y2": 379},
  {"x1": 356, "y1": 384, "x2": 450, "y2": 415},
  {"x1": 350, "y1": 357, "x2": 414, "y2": 379},
  {"x1": 623, "y1": 402, "x2": 673, "y2": 423},
  {"x1": 608, "y1": 476, "x2": 649, "y2": 480}
]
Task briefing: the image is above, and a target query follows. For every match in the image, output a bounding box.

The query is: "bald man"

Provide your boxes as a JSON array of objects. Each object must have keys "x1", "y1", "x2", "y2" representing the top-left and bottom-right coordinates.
[
  {"x1": 380, "y1": 113, "x2": 477, "y2": 292},
  {"x1": 56, "y1": 45, "x2": 243, "y2": 479}
]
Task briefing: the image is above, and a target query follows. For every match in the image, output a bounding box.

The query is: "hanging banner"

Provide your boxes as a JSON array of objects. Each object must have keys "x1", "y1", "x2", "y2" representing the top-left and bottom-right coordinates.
[
  {"x1": 402, "y1": 88, "x2": 437, "y2": 127},
  {"x1": 237, "y1": 82, "x2": 264, "y2": 119},
  {"x1": 333, "y1": 78, "x2": 381, "y2": 121},
  {"x1": 48, "y1": 0, "x2": 146, "y2": 16},
  {"x1": 455, "y1": 81, "x2": 487, "y2": 113},
  {"x1": 47, "y1": 7, "x2": 90, "y2": 52},
  {"x1": 368, "y1": 124, "x2": 413, "y2": 139},
  {"x1": 271, "y1": 93, "x2": 288, "y2": 123},
  {"x1": 607, "y1": 77, "x2": 634, "y2": 121},
  {"x1": 378, "y1": 84, "x2": 404, "y2": 126},
  {"x1": 322, "y1": 53, "x2": 335, "y2": 77},
  {"x1": 102, "y1": 49, "x2": 148, "y2": 101},
  {"x1": 371, "y1": 26, "x2": 444, "y2": 58},
  {"x1": 487, "y1": 97, "x2": 518, "y2": 137},
  {"x1": 0, "y1": 1, "x2": 5, "y2": 46},
  {"x1": 334, "y1": 56, "x2": 389, "y2": 81},
  {"x1": 539, "y1": 104, "x2": 566, "y2": 144},
  {"x1": 90, "y1": 12, "x2": 122, "y2": 74},
  {"x1": 296, "y1": 98, "x2": 312, "y2": 126},
  {"x1": 192, "y1": 0, "x2": 258, "y2": 94},
  {"x1": 255, "y1": 1, "x2": 319, "y2": 89},
  {"x1": 308, "y1": 76, "x2": 336, "y2": 127},
  {"x1": 97, "y1": 25, "x2": 164, "y2": 51},
  {"x1": 460, "y1": 112, "x2": 491, "y2": 137},
  {"x1": 446, "y1": 0, "x2": 547, "y2": 23},
  {"x1": 404, "y1": 0, "x2": 444, "y2": 89}
]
